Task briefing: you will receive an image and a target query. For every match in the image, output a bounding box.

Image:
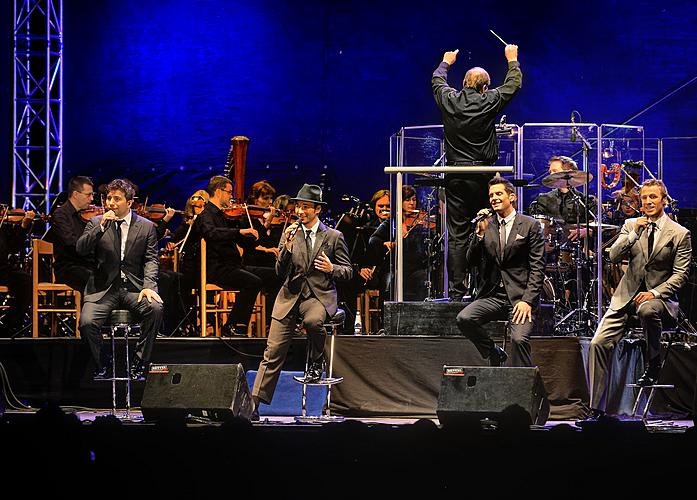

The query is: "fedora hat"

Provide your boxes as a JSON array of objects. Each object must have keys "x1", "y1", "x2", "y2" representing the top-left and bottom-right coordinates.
[{"x1": 291, "y1": 184, "x2": 326, "y2": 205}]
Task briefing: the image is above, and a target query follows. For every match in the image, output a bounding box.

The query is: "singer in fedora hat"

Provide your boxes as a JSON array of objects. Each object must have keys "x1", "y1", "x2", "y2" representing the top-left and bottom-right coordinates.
[{"x1": 251, "y1": 184, "x2": 352, "y2": 418}]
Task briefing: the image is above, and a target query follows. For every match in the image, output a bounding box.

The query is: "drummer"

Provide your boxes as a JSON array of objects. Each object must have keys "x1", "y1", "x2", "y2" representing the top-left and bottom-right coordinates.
[{"x1": 529, "y1": 155, "x2": 597, "y2": 241}]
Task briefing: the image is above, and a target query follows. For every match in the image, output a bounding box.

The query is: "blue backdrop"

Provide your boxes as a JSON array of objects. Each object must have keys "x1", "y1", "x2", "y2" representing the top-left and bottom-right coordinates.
[{"x1": 2, "y1": 0, "x2": 697, "y2": 211}]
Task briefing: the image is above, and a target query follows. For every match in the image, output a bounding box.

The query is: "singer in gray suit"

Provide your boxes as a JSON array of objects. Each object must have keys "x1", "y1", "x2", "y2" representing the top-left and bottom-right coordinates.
[
  {"x1": 589, "y1": 179, "x2": 691, "y2": 413},
  {"x1": 456, "y1": 176, "x2": 545, "y2": 367},
  {"x1": 252, "y1": 184, "x2": 352, "y2": 413},
  {"x1": 77, "y1": 179, "x2": 163, "y2": 381}
]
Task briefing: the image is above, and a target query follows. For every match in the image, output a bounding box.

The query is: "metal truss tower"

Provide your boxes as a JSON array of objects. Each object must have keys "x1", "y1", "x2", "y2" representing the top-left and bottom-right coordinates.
[{"x1": 13, "y1": 0, "x2": 63, "y2": 212}]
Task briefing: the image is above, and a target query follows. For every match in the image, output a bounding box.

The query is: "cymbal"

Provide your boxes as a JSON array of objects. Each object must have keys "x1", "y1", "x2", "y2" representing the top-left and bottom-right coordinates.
[
  {"x1": 541, "y1": 170, "x2": 593, "y2": 189},
  {"x1": 587, "y1": 221, "x2": 619, "y2": 231}
]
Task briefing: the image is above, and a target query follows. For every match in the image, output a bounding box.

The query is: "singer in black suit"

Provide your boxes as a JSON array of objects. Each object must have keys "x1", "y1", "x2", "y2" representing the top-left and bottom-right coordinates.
[
  {"x1": 455, "y1": 176, "x2": 545, "y2": 367},
  {"x1": 77, "y1": 179, "x2": 163, "y2": 380},
  {"x1": 252, "y1": 184, "x2": 352, "y2": 415}
]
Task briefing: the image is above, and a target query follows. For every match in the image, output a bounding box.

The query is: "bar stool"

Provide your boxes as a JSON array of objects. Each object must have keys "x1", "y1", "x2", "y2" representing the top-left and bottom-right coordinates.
[
  {"x1": 627, "y1": 327, "x2": 680, "y2": 420},
  {"x1": 105, "y1": 309, "x2": 137, "y2": 420},
  {"x1": 294, "y1": 309, "x2": 346, "y2": 423}
]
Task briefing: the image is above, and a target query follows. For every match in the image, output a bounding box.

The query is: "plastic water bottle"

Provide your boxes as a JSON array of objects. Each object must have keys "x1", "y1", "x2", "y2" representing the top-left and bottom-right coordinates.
[{"x1": 354, "y1": 309, "x2": 363, "y2": 335}]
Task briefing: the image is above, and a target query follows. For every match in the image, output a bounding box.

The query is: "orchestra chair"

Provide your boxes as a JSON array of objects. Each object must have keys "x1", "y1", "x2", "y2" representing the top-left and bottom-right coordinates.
[
  {"x1": 357, "y1": 289, "x2": 381, "y2": 334},
  {"x1": 0, "y1": 286, "x2": 11, "y2": 327},
  {"x1": 198, "y1": 239, "x2": 264, "y2": 337},
  {"x1": 31, "y1": 239, "x2": 81, "y2": 338}
]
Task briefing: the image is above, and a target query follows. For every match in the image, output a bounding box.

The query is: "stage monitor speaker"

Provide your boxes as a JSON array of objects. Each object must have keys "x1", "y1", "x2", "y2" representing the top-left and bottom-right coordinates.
[
  {"x1": 436, "y1": 366, "x2": 550, "y2": 426},
  {"x1": 141, "y1": 363, "x2": 253, "y2": 422}
]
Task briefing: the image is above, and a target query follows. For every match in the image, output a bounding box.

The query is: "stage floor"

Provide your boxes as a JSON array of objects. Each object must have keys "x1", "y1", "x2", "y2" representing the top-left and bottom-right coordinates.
[{"x1": 4, "y1": 408, "x2": 693, "y2": 433}]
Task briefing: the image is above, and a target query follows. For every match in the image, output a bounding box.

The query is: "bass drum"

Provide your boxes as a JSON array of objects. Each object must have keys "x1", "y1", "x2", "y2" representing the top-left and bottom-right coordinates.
[{"x1": 534, "y1": 274, "x2": 557, "y2": 336}]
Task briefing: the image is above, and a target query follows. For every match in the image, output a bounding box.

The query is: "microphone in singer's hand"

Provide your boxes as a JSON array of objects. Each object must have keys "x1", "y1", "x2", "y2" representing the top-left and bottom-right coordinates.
[{"x1": 471, "y1": 209, "x2": 493, "y2": 224}]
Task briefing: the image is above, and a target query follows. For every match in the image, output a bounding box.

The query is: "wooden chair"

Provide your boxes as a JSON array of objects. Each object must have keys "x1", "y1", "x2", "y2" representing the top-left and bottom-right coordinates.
[
  {"x1": 0, "y1": 286, "x2": 11, "y2": 325},
  {"x1": 357, "y1": 289, "x2": 381, "y2": 334},
  {"x1": 31, "y1": 239, "x2": 81, "y2": 338},
  {"x1": 198, "y1": 239, "x2": 265, "y2": 337}
]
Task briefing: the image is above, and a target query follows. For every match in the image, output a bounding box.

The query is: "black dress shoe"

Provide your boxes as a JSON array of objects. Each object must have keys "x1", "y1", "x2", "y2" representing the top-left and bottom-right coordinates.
[
  {"x1": 222, "y1": 323, "x2": 248, "y2": 337},
  {"x1": 576, "y1": 408, "x2": 610, "y2": 425},
  {"x1": 303, "y1": 358, "x2": 326, "y2": 384},
  {"x1": 489, "y1": 345, "x2": 508, "y2": 367},
  {"x1": 129, "y1": 357, "x2": 147, "y2": 381},
  {"x1": 93, "y1": 365, "x2": 112, "y2": 381},
  {"x1": 637, "y1": 369, "x2": 659, "y2": 387}
]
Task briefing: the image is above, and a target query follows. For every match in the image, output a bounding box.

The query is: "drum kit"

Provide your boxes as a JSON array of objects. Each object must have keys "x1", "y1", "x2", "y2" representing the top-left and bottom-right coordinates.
[{"x1": 532, "y1": 169, "x2": 621, "y2": 335}]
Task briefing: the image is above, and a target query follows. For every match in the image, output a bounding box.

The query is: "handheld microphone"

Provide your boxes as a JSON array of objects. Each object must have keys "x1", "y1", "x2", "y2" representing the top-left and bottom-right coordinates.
[
  {"x1": 570, "y1": 111, "x2": 577, "y2": 143},
  {"x1": 471, "y1": 209, "x2": 493, "y2": 224}
]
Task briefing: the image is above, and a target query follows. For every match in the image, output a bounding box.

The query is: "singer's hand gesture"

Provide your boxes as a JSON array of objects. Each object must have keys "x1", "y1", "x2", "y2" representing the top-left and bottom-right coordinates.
[
  {"x1": 475, "y1": 209, "x2": 491, "y2": 236},
  {"x1": 314, "y1": 251, "x2": 334, "y2": 273},
  {"x1": 138, "y1": 288, "x2": 163, "y2": 304},
  {"x1": 511, "y1": 301, "x2": 532, "y2": 324}
]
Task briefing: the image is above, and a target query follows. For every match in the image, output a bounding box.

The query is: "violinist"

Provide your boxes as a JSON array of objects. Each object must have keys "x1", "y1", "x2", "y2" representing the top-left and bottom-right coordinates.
[
  {"x1": 193, "y1": 175, "x2": 274, "y2": 337},
  {"x1": 242, "y1": 180, "x2": 279, "y2": 267},
  {"x1": 0, "y1": 207, "x2": 35, "y2": 336},
  {"x1": 158, "y1": 190, "x2": 209, "y2": 336},
  {"x1": 369, "y1": 185, "x2": 429, "y2": 302},
  {"x1": 240, "y1": 181, "x2": 283, "y2": 328},
  {"x1": 336, "y1": 188, "x2": 390, "y2": 334},
  {"x1": 49, "y1": 176, "x2": 96, "y2": 293}
]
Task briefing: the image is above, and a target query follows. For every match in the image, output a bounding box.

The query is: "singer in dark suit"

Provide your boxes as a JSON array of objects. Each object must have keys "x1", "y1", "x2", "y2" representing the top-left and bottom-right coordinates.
[
  {"x1": 77, "y1": 179, "x2": 163, "y2": 380},
  {"x1": 588, "y1": 179, "x2": 691, "y2": 415},
  {"x1": 455, "y1": 176, "x2": 545, "y2": 367},
  {"x1": 252, "y1": 184, "x2": 352, "y2": 415}
]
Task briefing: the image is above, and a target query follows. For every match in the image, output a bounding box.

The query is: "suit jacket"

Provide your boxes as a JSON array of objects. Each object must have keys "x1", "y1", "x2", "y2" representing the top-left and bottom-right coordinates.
[
  {"x1": 608, "y1": 215, "x2": 691, "y2": 318},
  {"x1": 273, "y1": 221, "x2": 352, "y2": 320},
  {"x1": 76, "y1": 211, "x2": 159, "y2": 302},
  {"x1": 466, "y1": 213, "x2": 545, "y2": 306}
]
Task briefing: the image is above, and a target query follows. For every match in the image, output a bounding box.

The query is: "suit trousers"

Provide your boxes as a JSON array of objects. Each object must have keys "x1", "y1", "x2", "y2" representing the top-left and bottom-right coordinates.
[
  {"x1": 455, "y1": 288, "x2": 533, "y2": 367},
  {"x1": 79, "y1": 282, "x2": 163, "y2": 367},
  {"x1": 445, "y1": 173, "x2": 490, "y2": 299},
  {"x1": 589, "y1": 298, "x2": 669, "y2": 410},
  {"x1": 252, "y1": 296, "x2": 329, "y2": 404}
]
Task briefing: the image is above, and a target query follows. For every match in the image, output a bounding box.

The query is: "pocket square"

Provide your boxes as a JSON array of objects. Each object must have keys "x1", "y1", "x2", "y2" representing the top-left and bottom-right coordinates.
[{"x1": 515, "y1": 233, "x2": 525, "y2": 240}]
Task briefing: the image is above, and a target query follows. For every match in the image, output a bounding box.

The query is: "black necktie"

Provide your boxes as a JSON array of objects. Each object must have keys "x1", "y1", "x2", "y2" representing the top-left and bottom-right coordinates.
[
  {"x1": 305, "y1": 230, "x2": 313, "y2": 267},
  {"x1": 647, "y1": 222, "x2": 656, "y2": 257},
  {"x1": 499, "y1": 219, "x2": 507, "y2": 259},
  {"x1": 114, "y1": 220, "x2": 124, "y2": 261}
]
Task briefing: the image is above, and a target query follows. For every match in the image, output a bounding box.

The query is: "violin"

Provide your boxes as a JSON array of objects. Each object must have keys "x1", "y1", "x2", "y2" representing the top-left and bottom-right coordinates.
[
  {"x1": 135, "y1": 202, "x2": 185, "y2": 221},
  {"x1": 270, "y1": 209, "x2": 298, "y2": 226},
  {"x1": 0, "y1": 207, "x2": 47, "y2": 225},
  {"x1": 403, "y1": 210, "x2": 437, "y2": 230},
  {"x1": 222, "y1": 203, "x2": 270, "y2": 221},
  {"x1": 78, "y1": 205, "x2": 106, "y2": 222}
]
